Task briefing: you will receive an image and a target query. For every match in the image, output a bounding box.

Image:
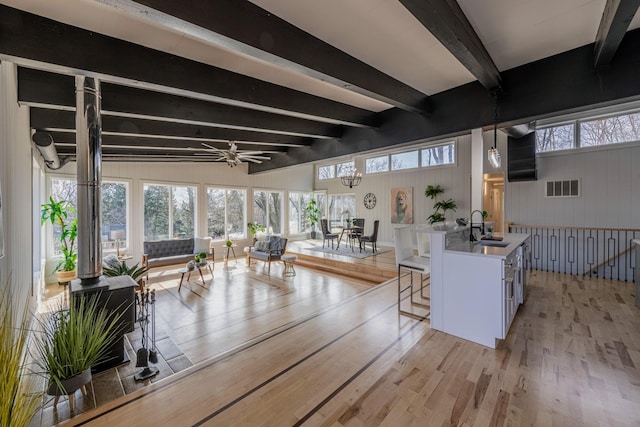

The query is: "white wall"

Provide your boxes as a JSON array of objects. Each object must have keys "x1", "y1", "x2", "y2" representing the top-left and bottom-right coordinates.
[
  {"x1": 0, "y1": 60, "x2": 38, "y2": 312},
  {"x1": 505, "y1": 143, "x2": 640, "y2": 228},
  {"x1": 314, "y1": 134, "x2": 473, "y2": 243}
]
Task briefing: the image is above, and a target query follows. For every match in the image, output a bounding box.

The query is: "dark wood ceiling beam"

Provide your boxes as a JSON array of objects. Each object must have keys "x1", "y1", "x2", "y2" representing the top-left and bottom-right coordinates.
[
  {"x1": 134, "y1": 0, "x2": 429, "y2": 113},
  {"x1": 0, "y1": 5, "x2": 376, "y2": 128},
  {"x1": 251, "y1": 27, "x2": 640, "y2": 172},
  {"x1": 29, "y1": 108, "x2": 312, "y2": 147},
  {"x1": 18, "y1": 67, "x2": 342, "y2": 139},
  {"x1": 399, "y1": 0, "x2": 501, "y2": 90},
  {"x1": 593, "y1": 0, "x2": 640, "y2": 68}
]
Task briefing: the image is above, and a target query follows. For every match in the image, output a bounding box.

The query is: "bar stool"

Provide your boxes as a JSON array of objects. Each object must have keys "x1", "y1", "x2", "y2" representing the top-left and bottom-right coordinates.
[
  {"x1": 281, "y1": 254, "x2": 297, "y2": 277},
  {"x1": 394, "y1": 226, "x2": 430, "y2": 320}
]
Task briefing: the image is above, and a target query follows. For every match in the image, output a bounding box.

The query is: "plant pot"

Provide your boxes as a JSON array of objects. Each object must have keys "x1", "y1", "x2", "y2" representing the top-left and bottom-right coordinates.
[
  {"x1": 47, "y1": 368, "x2": 92, "y2": 397},
  {"x1": 310, "y1": 231, "x2": 317, "y2": 239},
  {"x1": 56, "y1": 269, "x2": 77, "y2": 285}
]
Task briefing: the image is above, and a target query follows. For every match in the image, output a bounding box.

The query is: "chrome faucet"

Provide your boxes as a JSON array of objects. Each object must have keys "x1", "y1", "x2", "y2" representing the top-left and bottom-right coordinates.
[{"x1": 470, "y1": 210, "x2": 485, "y2": 241}]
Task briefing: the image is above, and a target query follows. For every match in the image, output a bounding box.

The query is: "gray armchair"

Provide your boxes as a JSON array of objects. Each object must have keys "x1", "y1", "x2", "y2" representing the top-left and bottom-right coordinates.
[{"x1": 248, "y1": 236, "x2": 289, "y2": 275}]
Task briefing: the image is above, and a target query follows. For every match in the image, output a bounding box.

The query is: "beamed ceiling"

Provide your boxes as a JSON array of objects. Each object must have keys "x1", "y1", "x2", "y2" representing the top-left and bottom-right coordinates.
[{"x1": 1, "y1": 0, "x2": 640, "y2": 173}]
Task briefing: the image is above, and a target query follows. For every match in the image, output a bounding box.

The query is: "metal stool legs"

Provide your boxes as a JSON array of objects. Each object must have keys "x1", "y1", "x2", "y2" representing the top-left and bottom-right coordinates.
[{"x1": 397, "y1": 265, "x2": 430, "y2": 320}]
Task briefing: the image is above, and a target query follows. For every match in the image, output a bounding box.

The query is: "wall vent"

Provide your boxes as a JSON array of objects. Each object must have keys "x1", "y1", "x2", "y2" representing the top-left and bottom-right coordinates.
[{"x1": 545, "y1": 179, "x2": 580, "y2": 197}]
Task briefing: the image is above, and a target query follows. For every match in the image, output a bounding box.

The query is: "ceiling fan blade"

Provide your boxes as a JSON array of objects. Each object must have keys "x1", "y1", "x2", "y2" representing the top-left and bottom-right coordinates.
[
  {"x1": 201, "y1": 142, "x2": 224, "y2": 152},
  {"x1": 244, "y1": 158, "x2": 263, "y2": 164},
  {"x1": 241, "y1": 155, "x2": 271, "y2": 160},
  {"x1": 237, "y1": 150, "x2": 264, "y2": 156}
]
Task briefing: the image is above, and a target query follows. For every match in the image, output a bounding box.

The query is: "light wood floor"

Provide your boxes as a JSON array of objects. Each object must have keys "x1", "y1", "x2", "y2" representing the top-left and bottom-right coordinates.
[{"x1": 58, "y1": 261, "x2": 639, "y2": 426}]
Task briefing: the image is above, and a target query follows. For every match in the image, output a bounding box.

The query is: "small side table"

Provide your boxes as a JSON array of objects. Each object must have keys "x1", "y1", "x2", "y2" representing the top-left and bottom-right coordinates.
[
  {"x1": 224, "y1": 244, "x2": 237, "y2": 263},
  {"x1": 178, "y1": 261, "x2": 213, "y2": 291},
  {"x1": 281, "y1": 254, "x2": 297, "y2": 277}
]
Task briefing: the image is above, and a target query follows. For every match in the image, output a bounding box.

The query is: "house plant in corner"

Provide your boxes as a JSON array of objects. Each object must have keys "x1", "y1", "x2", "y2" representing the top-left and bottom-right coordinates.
[
  {"x1": 33, "y1": 293, "x2": 124, "y2": 412},
  {"x1": 103, "y1": 262, "x2": 149, "y2": 288},
  {"x1": 305, "y1": 199, "x2": 320, "y2": 239},
  {"x1": 41, "y1": 197, "x2": 78, "y2": 284}
]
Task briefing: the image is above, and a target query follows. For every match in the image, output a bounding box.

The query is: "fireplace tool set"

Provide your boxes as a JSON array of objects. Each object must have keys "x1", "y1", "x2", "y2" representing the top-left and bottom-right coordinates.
[{"x1": 134, "y1": 288, "x2": 159, "y2": 381}]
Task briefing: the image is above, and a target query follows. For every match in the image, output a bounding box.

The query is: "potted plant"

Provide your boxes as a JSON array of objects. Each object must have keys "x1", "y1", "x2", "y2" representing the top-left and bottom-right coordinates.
[
  {"x1": 103, "y1": 262, "x2": 149, "y2": 287},
  {"x1": 305, "y1": 199, "x2": 320, "y2": 239},
  {"x1": 225, "y1": 239, "x2": 233, "y2": 248},
  {"x1": 1, "y1": 283, "x2": 43, "y2": 427},
  {"x1": 247, "y1": 221, "x2": 266, "y2": 244},
  {"x1": 195, "y1": 251, "x2": 208, "y2": 265},
  {"x1": 41, "y1": 197, "x2": 78, "y2": 284},
  {"x1": 425, "y1": 185, "x2": 457, "y2": 224},
  {"x1": 33, "y1": 294, "x2": 123, "y2": 411}
]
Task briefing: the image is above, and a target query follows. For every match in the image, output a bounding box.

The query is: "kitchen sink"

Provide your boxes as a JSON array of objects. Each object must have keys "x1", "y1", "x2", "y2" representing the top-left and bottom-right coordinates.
[{"x1": 477, "y1": 240, "x2": 510, "y2": 248}]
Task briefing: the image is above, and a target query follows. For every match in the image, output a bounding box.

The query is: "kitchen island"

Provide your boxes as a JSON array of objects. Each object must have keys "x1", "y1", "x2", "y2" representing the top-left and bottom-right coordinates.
[{"x1": 418, "y1": 224, "x2": 531, "y2": 348}]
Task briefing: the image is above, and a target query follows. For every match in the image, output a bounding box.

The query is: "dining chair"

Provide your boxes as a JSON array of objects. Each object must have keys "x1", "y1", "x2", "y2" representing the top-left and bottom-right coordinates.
[
  {"x1": 349, "y1": 218, "x2": 365, "y2": 248},
  {"x1": 320, "y1": 219, "x2": 339, "y2": 249},
  {"x1": 358, "y1": 220, "x2": 378, "y2": 253}
]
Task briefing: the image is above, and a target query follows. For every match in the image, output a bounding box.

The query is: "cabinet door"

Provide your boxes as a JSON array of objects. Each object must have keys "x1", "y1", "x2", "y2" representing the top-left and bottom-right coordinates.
[{"x1": 503, "y1": 275, "x2": 516, "y2": 337}]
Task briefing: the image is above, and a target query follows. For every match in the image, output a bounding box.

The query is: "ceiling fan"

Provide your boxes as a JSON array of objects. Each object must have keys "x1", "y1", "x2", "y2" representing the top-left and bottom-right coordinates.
[{"x1": 199, "y1": 142, "x2": 271, "y2": 167}]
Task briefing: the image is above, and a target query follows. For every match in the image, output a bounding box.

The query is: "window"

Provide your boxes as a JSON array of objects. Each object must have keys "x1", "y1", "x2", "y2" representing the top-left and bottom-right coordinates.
[
  {"x1": 336, "y1": 161, "x2": 356, "y2": 177},
  {"x1": 253, "y1": 190, "x2": 283, "y2": 234},
  {"x1": 422, "y1": 143, "x2": 455, "y2": 167},
  {"x1": 328, "y1": 194, "x2": 356, "y2": 229},
  {"x1": 365, "y1": 155, "x2": 389, "y2": 174},
  {"x1": 49, "y1": 177, "x2": 129, "y2": 254},
  {"x1": 144, "y1": 183, "x2": 196, "y2": 240},
  {"x1": 289, "y1": 192, "x2": 313, "y2": 234},
  {"x1": 207, "y1": 188, "x2": 246, "y2": 240},
  {"x1": 536, "y1": 124, "x2": 575, "y2": 152},
  {"x1": 391, "y1": 151, "x2": 419, "y2": 170},
  {"x1": 580, "y1": 111, "x2": 640, "y2": 147},
  {"x1": 101, "y1": 182, "x2": 129, "y2": 251},
  {"x1": 318, "y1": 165, "x2": 335, "y2": 180}
]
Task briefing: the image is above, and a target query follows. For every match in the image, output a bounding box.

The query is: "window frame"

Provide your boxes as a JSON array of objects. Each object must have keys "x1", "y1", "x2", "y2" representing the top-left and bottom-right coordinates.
[
  {"x1": 143, "y1": 181, "x2": 198, "y2": 241},
  {"x1": 206, "y1": 186, "x2": 247, "y2": 241},
  {"x1": 253, "y1": 189, "x2": 284, "y2": 235}
]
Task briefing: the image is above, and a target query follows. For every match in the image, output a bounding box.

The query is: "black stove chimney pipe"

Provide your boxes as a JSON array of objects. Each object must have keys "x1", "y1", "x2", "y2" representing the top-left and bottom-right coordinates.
[{"x1": 75, "y1": 75, "x2": 102, "y2": 284}]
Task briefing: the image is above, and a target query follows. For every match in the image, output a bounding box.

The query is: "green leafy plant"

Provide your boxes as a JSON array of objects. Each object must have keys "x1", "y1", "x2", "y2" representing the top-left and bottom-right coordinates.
[
  {"x1": 304, "y1": 199, "x2": 320, "y2": 230},
  {"x1": 33, "y1": 294, "x2": 124, "y2": 395},
  {"x1": 103, "y1": 262, "x2": 148, "y2": 282},
  {"x1": 41, "y1": 197, "x2": 78, "y2": 272},
  {"x1": 425, "y1": 185, "x2": 457, "y2": 224},
  {"x1": 1, "y1": 282, "x2": 42, "y2": 427},
  {"x1": 247, "y1": 221, "x2": 266, "y2": 242},
  {"x1": 225, "y1": 239, "x2": 233, "y2": 247},
  {"x1": 197, "y1": 251, "x2": 208, "y2": 261}
]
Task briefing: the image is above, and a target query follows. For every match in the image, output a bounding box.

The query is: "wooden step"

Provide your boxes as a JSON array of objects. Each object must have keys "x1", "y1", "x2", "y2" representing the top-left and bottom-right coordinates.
[{"x1": 293, "y1": 252, "x2": 395, "y2": 285}]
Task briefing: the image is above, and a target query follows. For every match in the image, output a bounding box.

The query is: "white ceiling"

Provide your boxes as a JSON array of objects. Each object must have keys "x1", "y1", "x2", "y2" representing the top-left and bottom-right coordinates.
[{"x1": 3, "y1": 0, "x2": 640, "y2": 113}]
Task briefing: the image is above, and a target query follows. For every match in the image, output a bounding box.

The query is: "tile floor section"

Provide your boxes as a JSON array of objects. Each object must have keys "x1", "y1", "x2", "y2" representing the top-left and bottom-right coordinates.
[{"x1": 31, "y1": 286, "x2": 192, "y2": 426}]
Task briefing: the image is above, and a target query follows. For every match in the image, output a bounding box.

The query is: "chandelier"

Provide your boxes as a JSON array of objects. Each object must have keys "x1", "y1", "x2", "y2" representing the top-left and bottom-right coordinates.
[{"x1": 341, "y1": 169, "x2": 362, "y2": 188}]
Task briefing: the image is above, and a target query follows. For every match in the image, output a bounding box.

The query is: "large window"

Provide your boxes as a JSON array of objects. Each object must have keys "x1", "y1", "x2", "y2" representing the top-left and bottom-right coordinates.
[
  {"x1": 253, "y1": 190, "x2": 283, "y2": 234},
  {"x1": 207, "y1": 187, "x2": 246, "y2": 240},
  {"x1": 49, "y1": 177, "x2": 129, "y2": 254},
  {"x1": 536, "y1": 109, "x2": 640, "y2": 153},
  {"x1": 328, "y1": 194, "x2": 356, "y2": 229},
  {"x1": 289, "y1": 192, "x2": 313, "y2": 234},
  {"x1": 144, "y1": 183, "x2": 196, "y2": 240},
  {"x1": 364, "y1": 141, "x2": 456, "y2": 175}
]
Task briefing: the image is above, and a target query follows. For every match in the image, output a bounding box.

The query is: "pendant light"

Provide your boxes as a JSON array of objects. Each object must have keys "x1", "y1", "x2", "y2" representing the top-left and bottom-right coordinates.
[{"x1": 488, "y1": 92, "x2": 501, "y2": 169}]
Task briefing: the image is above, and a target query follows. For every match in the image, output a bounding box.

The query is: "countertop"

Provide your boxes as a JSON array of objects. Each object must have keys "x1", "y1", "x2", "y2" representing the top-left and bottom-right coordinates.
[{"x1": 445, "y1": 233, "x2": 530, "y2": 258}]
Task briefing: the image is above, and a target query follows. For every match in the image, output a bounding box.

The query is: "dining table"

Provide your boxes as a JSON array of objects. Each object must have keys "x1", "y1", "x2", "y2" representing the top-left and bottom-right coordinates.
[{"x1": 336, "y1": 225, "x2": 362, "y2": 251}]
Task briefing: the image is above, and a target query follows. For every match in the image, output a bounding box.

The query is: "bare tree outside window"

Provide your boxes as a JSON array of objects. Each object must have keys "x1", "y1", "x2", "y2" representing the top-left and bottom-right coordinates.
[
  {"x1": 336, "y1": 161, "x2": 355, "y2": 177},
  {"x1": 254, "y1": 191, "x2": 282, "y2": 234},
  {"x1": 580, "y1": 112, "x2": 640, "y2": 147},
  {"x1": 318, "y1": 165, "x2": 335, "y2": 180},
  {"x1": 422, "y1": 143, "x2": 455, "y2": 167},
  {"x1": 535, "y1": 124, "x2": 575, "y2": 152},
  {"x1": 365, "y1": 156, "x2": 389, "y2": 174},
  {"x1": 391, "y1": 151, "x2": 419, "y2": 170}
]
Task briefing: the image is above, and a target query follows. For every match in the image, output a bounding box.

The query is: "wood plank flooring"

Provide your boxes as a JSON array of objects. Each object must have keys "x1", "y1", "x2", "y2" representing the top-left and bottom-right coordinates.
[{"x1": 57, "y1": 262, "x2": 639, "y2": 426}]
